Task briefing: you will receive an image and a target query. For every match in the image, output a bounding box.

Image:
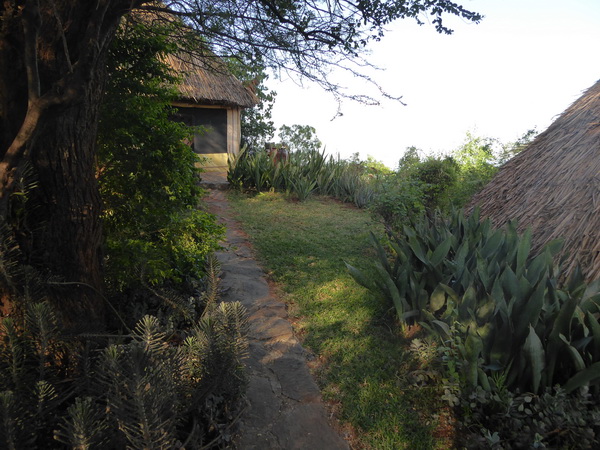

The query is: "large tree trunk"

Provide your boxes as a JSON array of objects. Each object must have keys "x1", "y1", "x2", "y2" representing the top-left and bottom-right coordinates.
[
  {"x1": 0, "y1": 1, "x2": 132, "y2": 329},
  {"x1": 27, "y1": 72, "x2": 107, "y2": 327}
]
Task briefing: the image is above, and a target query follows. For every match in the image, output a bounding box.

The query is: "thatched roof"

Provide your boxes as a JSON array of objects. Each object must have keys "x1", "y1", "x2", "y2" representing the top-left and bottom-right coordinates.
[
  {"x1": 166, "y1": 52, "x2": 259, "y2": 108},
  {"x1": 131, "y1": 8, "x2": 258, "y2": 108},
  {"x1": 468, "y1": 79, "x2": 600, "y2": 282}
]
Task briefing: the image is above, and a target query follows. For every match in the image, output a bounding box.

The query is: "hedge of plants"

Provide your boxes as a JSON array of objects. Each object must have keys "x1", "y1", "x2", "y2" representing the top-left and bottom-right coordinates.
[
  {"x1": 348, "y1": 208, "x2": 600, "y2": 447},
  {"x1": 227, "y1": 131, "x2": 532, "y2": 232}
]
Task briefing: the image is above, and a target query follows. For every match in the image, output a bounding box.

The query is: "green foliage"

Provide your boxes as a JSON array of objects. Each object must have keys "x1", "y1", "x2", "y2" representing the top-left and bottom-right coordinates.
[
  {"x1": 361, "y1": 155, "x2": 393, "y2": 175},
  {"x1": 349, "y1": 207, "x2": 600, "y2": 443},
  {"x1": 348, "y1": 209, "x2": 600, "y2": 395},
  {"x1": 387, "y1": 130, "x2": 537, "y2": 219},
  {"x1": 449, "y1": 133, "x2": 499, "y2": 207},
  {"x1": 395, "y1": 148, "x2": 463, "y2": 216},
  {"x1": 0, "y1": 302, "x2": 69, "y2": 447},
  {"x1": 184, "y1": 302, "x2": 249, "y2": 403},
  {"x1": 228, "y1": 146, "x2": 324, "y2": 200},
  {"x1": 96, "y1": 316, "x2": 183, "y2": 449},
  {"x1": 229, "y1": 130, "x2": 532, "y2": 230},
  {"x1": 1, "y1": 296, "x2": 248, "y2": 448},
  {"x1": 0, "y1": 20, "x2": 248, "y2": 448},
  {"x1": 397, "y1": 144, "x2": 477, "y2": 212},
  {"x1": 227, "y1": 58, "x2": 276, "y2": 150},
  {"x1": 56, "y1": 396, "x2": 108, "y2": 449},
  {"x1": 97, "y1": 19, "x2": 224, "y2": 289},
  {"x1": 229, "y1": 146, "x2": 388, "y2": 207},
  {"x1": 412, "y1": 156, "x2": 459, "y2": 211},
  {"x1": 277, "y1": 124, "x2": 322, "y2": 153},
  {"x1": 368, "y1": 177, "x2": 425, "y2": 232},
  {"x1": 447, "y1": 130, "x2": 537, "y2": 207},
  {"x1": 456, "y1": 387, "x2": 600, "y2": 449}
]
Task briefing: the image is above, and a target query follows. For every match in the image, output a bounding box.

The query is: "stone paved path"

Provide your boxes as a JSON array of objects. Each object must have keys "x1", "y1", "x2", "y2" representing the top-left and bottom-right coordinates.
[{"x1": 203, "y1": 186, "x2": 349, "y2": 450}]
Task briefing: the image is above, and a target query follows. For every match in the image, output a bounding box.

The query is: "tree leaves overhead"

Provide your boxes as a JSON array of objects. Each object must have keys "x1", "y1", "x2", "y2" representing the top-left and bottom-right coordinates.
[{"x1": 139, "y1": 0, "x2": 482, "y2": 102}]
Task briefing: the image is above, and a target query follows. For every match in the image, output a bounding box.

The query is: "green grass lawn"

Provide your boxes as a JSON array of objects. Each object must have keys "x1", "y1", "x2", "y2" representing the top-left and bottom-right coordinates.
[{"x1": 227, "y1": 191, "x2": 450, "y2": 449}]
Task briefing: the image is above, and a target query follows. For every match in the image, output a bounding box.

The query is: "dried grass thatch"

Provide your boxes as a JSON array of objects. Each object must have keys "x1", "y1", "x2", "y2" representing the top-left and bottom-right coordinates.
[
  {"x1": 468, "y1": 79, "x2": 600, "y2": 281},
  {"x1": 165, "y1": 51, "x2": 259, "y2": 108},
  {"x1": 132, "y1": 7, "x2": 258, "y2": 108}
]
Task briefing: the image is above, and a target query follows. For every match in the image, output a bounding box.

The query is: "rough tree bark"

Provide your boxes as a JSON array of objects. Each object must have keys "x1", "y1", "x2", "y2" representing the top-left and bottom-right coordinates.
[{"x1": 0, "y1": 1, "x2": 135, "y2": 328}]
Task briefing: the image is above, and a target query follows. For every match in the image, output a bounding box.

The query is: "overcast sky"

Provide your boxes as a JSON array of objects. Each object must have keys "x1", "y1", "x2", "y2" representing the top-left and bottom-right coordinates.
[{"x1": 266, "y1": 0, "x2": 600, "y2": 169}]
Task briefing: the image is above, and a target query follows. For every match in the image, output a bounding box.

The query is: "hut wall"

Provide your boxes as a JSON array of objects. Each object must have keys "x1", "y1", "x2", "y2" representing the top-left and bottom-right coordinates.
[{"x1": 227, "y1": 107, "x2": 242, "y2": 159}]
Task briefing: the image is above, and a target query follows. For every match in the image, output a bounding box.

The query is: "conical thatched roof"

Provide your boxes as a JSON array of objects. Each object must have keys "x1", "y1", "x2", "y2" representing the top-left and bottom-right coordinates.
[
  {"x1": 166, "y1": 51, "x2": 259, "y2": 108},
  {"x1": 468, "y1": 79, "x2": 600, "y2": 281}
]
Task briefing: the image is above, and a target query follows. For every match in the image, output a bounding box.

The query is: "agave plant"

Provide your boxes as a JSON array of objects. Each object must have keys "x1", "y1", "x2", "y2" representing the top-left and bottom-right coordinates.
[
  {"x1": 348, "y1": 208, "x2": 600, "y2": 394},
  {"x1": 228, "y1": 147, "x2": 387, "y2": 208}
]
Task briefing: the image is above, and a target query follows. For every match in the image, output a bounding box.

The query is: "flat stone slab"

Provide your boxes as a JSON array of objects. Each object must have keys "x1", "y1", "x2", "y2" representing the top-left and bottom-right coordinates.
[{"x1": 204, "y1": 189, "x2": 348, "y2": 450}]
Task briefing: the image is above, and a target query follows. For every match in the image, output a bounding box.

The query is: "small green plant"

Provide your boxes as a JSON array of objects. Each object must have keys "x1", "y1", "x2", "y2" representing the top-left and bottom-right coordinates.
[{"x1": 290, "y1": 176, "x2": 318, "y2": 201}]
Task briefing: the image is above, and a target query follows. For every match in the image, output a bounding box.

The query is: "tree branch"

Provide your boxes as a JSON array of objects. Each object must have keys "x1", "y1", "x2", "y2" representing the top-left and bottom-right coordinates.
[
  {"x1": 21, "y1": 0, "x2": 41, "y2": 104},
  {"x1": 49, "y1": 0, "x2": 73, "y2": 73}
]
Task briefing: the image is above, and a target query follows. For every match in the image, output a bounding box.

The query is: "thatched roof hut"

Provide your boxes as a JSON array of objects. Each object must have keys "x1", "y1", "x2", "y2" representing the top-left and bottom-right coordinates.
[
  {"x1": 162, "y1": 47, "x2": 259, "y2": 171},
  {"x1": 133, "y1": 9, "x2": 259, "y2": 171},
  {"x1": 468, "y1": 79, "x2": 600, "y2": 281}
]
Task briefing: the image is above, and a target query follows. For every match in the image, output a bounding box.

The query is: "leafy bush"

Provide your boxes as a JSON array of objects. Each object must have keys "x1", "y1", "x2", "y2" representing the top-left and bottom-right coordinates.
[
  {"x1": 277, "y1": 124, "x2": 322, "y2": 153},
  {"x1": 456, "y1": 387, "x2": 600, "y2": 449},
  {"x1": 446, "y1": 130, "x2": 537, "y2": 207},
  {"x1": 97, "y1": 19, "x2": 224, "y2": 290},
  {"x1": 412, "y1": 156, "x2": 459, "y2": 211},
  {"x1": 368, "y1": 176, "x2": 424, "y2": 231},
  {"x1": 388, "y1": 131, "x2": 537, "y2": 218},
  {"x1": 348, "y1": 209, "x2": 600, "y2": 395}
]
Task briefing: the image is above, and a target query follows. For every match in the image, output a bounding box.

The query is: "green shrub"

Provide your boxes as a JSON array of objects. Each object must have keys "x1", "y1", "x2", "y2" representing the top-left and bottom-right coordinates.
[
  {"x1": 278, "y1": 124, "x2": 322, "y2": 153},
  {"x1": 369, "y1": 176, "x2": 424, "y2": 230},
  {"x1": 412, "y1": 156, "x2": 459, "y2": 212},
  {"x1": 1, "y1": 296, "x2": 248, "y2": 448},
  {"x1": 98, "y1": 19, "x2": 224, "y2": 290},
  {"x1": 456, "y1": 387, "x2": 600, "y2": 449},
  {"x1": 447, "y1": 133, "x2": 499, "y2": 207},
  {"x1": 348, "y1": 209, "x2": 600, "y2": 395}
]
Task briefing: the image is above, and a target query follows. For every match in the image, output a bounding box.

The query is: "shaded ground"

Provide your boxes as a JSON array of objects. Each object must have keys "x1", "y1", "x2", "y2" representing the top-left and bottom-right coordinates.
[{"x1": 203, "y1": 182, "x2": 349, "y2": 449}]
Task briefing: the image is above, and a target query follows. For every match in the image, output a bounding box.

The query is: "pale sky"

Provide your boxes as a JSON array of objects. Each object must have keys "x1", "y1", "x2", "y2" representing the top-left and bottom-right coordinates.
[{"x1": 267, "y1": 0, "x2": 600, "y2": 169}]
